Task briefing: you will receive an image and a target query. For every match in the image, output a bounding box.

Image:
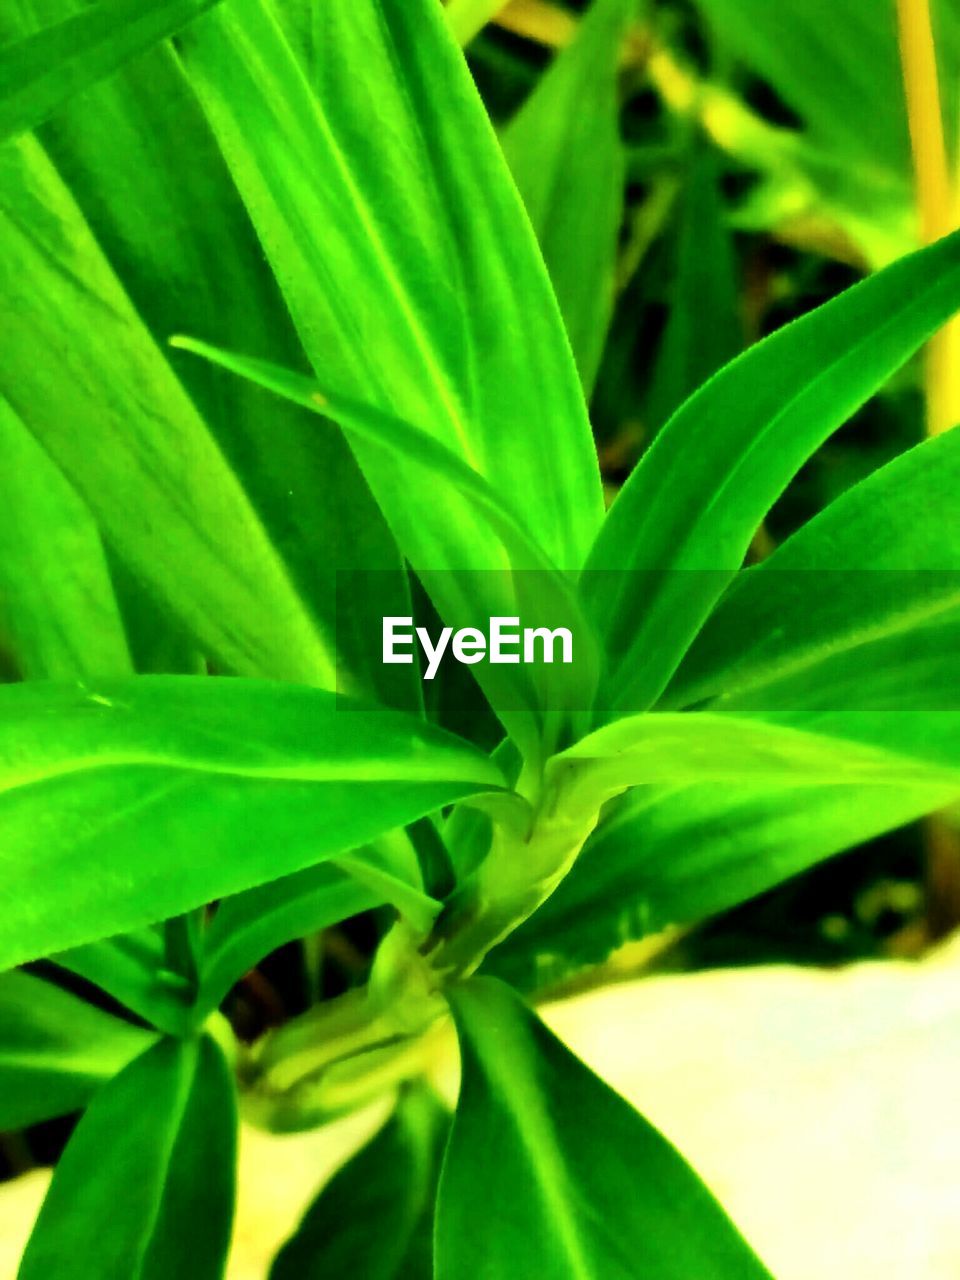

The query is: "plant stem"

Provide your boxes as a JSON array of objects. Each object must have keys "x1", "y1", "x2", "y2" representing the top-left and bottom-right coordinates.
[{"x1": 896, "y1": 0, "x2": 960, "y2": 435}]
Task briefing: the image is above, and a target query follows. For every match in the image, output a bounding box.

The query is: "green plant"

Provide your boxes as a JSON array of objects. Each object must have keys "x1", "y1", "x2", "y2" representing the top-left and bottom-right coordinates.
[{"x1": 2, "y1": 0, "x2": 960, "y2": 1275}]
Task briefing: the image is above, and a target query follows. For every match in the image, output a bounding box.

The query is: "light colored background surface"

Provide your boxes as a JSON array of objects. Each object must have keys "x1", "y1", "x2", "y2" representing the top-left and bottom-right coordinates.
[{"x1": 4, "y1": 937, "x2": 960, "y2": 1278}]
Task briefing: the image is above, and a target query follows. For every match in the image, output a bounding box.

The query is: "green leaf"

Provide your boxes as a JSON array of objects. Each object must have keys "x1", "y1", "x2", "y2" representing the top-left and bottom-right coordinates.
[
  {"x1": 665, "y1": 428, "x2": 960, "y2": 711},
  {"x1": 50, "y1": 931, "x2": 195, "y2": 1038},
  {"x1": 0, "y1": 0, "x2": 224, "y2": 143},
  {"x1": 501, "y1": 0, "x2": 633, "y2": 393},
  {"x1": 0, "y1": 676, "x2": 504, "y2": 971},
  {"x1": 175, "y1": 0, "x2": 607, "y2": 747},
  {"x1": 172, "y1": 339, "x2": 601, "y2": 745},
  {"x1": 170, "y1": 340, "x2": 562, "y2": 577},
  {"x1": 645, "y1": 147, "x2": 742, "y2": 434},
  {"x1": 176, "y1": 0, "x2": 604, "y2": 576},
  {"x1": 552, "y1": 710, "x2": 960, "y2": 819},
  {"x1": 0, "y1": 133, "x2": 334, "y2": 687},
  {"x1": 197, "y1": 860, "x2": 401, "y2": 1020},
  {"x1": 0, "y1": 970, "x2": 154, "y2": 1131},
  {"x1": 0, "y1": 395, "x2": 131, "y2": 681},
  {"x1": 437, "y1": 977, "x2": 772, "y2": 1278},
  {"x1": 490, "y1": 778, "x2": 958, "y2": 988},
  {"x1": 0, "y1": 0, "x2": 413, "y2": 708},
  {"x1": 18, "y1": 1034, "x2": 235, "y2": 1280},
  {"x1": 584, "y1": 229, "x2": 960, "y2": 716},
  {"x1": 270, "y1": 1085, "x2": 447, "y2": 1280}
]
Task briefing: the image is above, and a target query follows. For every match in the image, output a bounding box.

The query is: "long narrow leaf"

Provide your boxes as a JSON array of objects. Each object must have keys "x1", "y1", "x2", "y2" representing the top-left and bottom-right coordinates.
[
  {"x1": 0, "y1": 970, "x2": 154, "y2": 1131},
  {"x1": 177, "y1": 0, "x2": 603, "y2": 573},
  {"x1": 0, "y1": 134, "x2": 334, "y2": 687},
  {"x1": 0, "y1": 677, "x2": 504, "y2": 970},
  {"x1": 0, "y1": 0, "x2": 223, "y2": 142},
  {"x1": 502, "y1": 0, "x2": 633, "y2": 392},
  {"x1": 0, "y1": 0, "x2": 414, "y2": 709},
  {"x1": 552, "y1": 709, "x2": 960, "y2": 820},
  {"x1": 490, "y1": 778, "x2": 958, "y2": 988},
  {"x1": 0, "y1": 396, "x2": 131, "y2": 680},
  {"x1": 584, "y1": 229, "x2": 960, "y2": 715},
  {"x1": 665, "y1": 427, "x2": 960, "y2": 710}
]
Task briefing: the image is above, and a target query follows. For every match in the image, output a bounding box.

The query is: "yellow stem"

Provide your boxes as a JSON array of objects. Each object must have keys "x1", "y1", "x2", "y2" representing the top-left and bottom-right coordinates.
[{"x1": 896, "y1": 0, "x2": 960, "y2": 435}]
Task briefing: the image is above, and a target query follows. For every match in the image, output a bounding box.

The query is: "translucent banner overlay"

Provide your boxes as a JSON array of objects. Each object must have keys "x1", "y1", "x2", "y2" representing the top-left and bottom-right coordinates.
[{"x1": 334, "y1": 570, "x2": 960, "y2": 714}]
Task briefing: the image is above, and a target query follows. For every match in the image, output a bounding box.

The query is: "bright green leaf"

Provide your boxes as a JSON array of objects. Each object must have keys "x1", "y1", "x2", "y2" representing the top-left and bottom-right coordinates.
[
  {"x1": 490, "y1": 778, "x2": 958, "y2": 988},
  {"x1": 0, "y1": 134, "x2": 334, "y2": 687},
  {"x1": 552, "y1": 709, "x2": 960, "y2": 821},
  {"x1": 665, "y1": 428, "x2": 960, "y2": 711},
  {"x1": 177, "y1": 0, "x2": 602, "y2": 575},
  {"x1": 0, "y1": 676, "x2": 503, "y2": 970},
  {"x1": 50, "y1": 931, "x2": 194, "y2": 1038},
  {"x1": 0, "y1": 0, "x2": 413, "y2": 708},
  {"x1": 437, "y1": 977, "x2": 772, "y2": 1278},
  {"x1": 584, "y1": 229, "x2": 960, "y2": 716}
]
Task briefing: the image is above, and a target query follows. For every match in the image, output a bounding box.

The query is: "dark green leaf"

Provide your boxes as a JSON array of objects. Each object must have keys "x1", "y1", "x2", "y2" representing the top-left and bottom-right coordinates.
[
  {"x1": 502, "y1": 0, "x2": 634, "y2": 392},
  {"x1": 51, "y1": 931, "x2": 195, "y2": 1038},
  {"x1": 438, "y1": 977, "x2": 772, "y2": 1278},
  {"x1": 645, "y1": 148, "x2": 742, "y2": 433},
  {"x1": 270, "y1": 1085, "x2": 447, "y2": 1280},
  {"x1": 0, "y1": 0, "x2": 224, "y2": 143},
  {"x1": 0, "y1": 970, "x2": 154, "y2": 1131},
  {"x1": 18, "y1": 1034, "x2": 235, "y2": 1280},
  {"x1": 0, "y1": 395, "x2": 131, "y2": 680},
  {"x1": 197, "y1": 859, "x2": 408, "y2": 1020}
]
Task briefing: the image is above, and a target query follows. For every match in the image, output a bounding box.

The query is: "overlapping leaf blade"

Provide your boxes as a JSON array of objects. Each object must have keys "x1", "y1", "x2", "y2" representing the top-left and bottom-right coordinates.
[
  {"x1": 0, "y1": 677, "x2": 503, "y2": 970},
  {"x1": 490, "y1": 778, "x2": 958, "y2": 989},
  {"x1": 0, "y1": 0, "x2": 224, "y2": 142},
  {"x1": 176, "y1": 0, "x2": 604, "y2": 740},
  {"x1": 502, "y1": 0, "x2": 633, "y2": 393},
  {"x1": 50, "y1": 931, "x2": 194, "y2": 1037},
  {"x1": 0, "y1": 970, "x2": 155, "y2": 1131},
  {"x1": 665, "y1": 427, "x2": 960, "y2": 711},
  {"x1": 0, "y1": 134, "x2": 333, "y2": 687},
  {"x1": 18, "y1": 1035, "x2": 235, "y2": 1280},
  {"x1": 0, "y1": 0, "x2": 415, "y2": 707},
  {"x1": 0, "y1": 396, "x2": 131, "y2": 681},
  {"x1": 178, "y1": 0, "x2": 602, "y2": 570},
  {"x1": 270, "y1": 1086, "x2": 446, "y2": 1280},
  {"x1": 551, "y1": 710, "x2": 960, "y2": 820},
  {"x1": 584, "y1": 229, "x2": 960, "y2": 716}
]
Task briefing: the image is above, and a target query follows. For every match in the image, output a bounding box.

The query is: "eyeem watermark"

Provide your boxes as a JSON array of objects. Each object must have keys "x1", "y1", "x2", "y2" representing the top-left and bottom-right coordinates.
[{"x1": 382, "y1": 616, "x2": 573, "y2": 680}]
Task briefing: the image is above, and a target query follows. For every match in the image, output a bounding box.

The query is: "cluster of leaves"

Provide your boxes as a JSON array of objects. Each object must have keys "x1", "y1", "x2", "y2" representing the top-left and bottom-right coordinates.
[{"x1": 1, "y1": 0, "x2": 959, "y2": 1276}]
